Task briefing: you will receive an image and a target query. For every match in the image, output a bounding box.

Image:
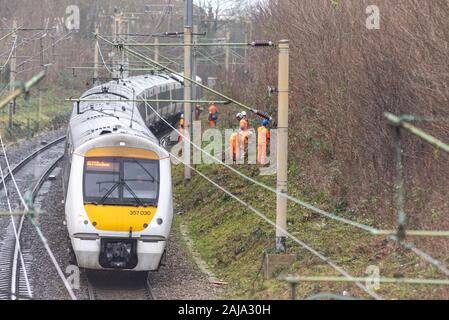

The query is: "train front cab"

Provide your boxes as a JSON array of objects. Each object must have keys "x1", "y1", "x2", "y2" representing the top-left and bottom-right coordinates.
[{"x1": 66, "y1": 139, "x2": 172, "y2": 271}]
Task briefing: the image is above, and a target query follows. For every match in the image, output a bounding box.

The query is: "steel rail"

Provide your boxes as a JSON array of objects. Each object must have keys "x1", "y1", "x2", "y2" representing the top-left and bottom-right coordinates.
[
  {"x1": 0, "y1": 139, "x2": 65, "y2": 300},
  {"x1": 0, "y1": 136, "x2": 65, "y2": 192},
  {"x1": 87, "y1": 274, "x2": 155, "y2": 300},
  {"x1": 11, "y1": 154, "x2": 64, "y2": 300},
  {"x1": 31, "y1": 155, "x2": 63, "y2": 200}
]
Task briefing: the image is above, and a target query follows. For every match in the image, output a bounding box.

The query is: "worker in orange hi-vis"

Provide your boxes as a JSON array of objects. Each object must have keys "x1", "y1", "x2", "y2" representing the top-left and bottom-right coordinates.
[
  {"x1": 178, "y1": 113, "x2": 185, "y2": 142},
  {"x1": 208, "y1": 103, "x2": 218, "y2": 127},
  {"x1": 257, "y1": 119, "x2": 270, "y2": 165},
  {"x1": 230, "y1": 132, "x2": 239, "y2": 164},
  {"x1": 238, "y1": 116, "x2": 250, "y2": 160},
  {"x1": 239, "y1": 129, "x2": 250, "y2": 161},
  {"x1": 239, "y1": 111, "x2": 249, "y2": 130}
]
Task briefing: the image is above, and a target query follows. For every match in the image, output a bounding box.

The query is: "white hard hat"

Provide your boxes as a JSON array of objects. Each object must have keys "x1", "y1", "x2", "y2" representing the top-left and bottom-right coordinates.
[
  {"x1": 236, "y1": 112, "x2": 242, "y2": 119},
  {"x1": 241, "y1": 111, "x2": 247, "y2": 117}
]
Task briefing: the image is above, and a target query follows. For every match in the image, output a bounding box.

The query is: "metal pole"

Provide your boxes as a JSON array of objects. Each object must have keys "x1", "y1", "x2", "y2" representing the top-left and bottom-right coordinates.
[
  {"x1": 183, "y1": 0, "x2": 193, "y2": 182},
  {"x1": 192, "y1": 25, "x2": 198, "y2": 116},
  {"x1": 9, "y1": 19, "x2": 17, "y2": 129},
  {"x1": 225, "y1": 31, "x2": 230, "y2": 79},
  {"x1": 112, "y1": 14, "x2": 117, "y2": 77},
  {"x1": 276, "y1": 40, "x2": 290, "y2": 252},
  {"x1": 244, "y1": 23, "x2": 249, "y2": 73},
  {"x1": 125, "y1": 20, "x2": 130, "y2": 78},
  {"x1": 25, "y1": 91, "x2": 31, "y2": 138},
  {"x1": 118, "y1": 13, "x2": 124, "y2": 79},
  {"x1": 94, "y1": 27, "x2": 99, "y2": 84},
  {"x1": 37, "y1": 85, "x2": 41, "y2": 132},
  {"x1": 154, "y1": 37, "x2": 159, "y2": 63},
  {"x1": 395, "y1": 127, "x2": 406, "y2": 241},
  {"x1": 0, "y1": 71, "x2": 46, "y2": 110},
  {"x1": 39, "y1": 37, "x2": 44, "y2": 66},
  {"x1": 167, "y1": 7, "x2": 172, "y2": 33}
]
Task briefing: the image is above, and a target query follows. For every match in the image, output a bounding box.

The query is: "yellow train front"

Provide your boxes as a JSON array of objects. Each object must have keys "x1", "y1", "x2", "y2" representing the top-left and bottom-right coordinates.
[{"x1": 63, "y1": 74, "x2": 178, "y2": 271}]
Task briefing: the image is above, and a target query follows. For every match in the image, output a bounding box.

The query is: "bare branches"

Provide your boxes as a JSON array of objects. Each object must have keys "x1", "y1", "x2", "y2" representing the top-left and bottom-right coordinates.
[{"x1": 228, "y1": 0, "x2": 449, "y2": 244}]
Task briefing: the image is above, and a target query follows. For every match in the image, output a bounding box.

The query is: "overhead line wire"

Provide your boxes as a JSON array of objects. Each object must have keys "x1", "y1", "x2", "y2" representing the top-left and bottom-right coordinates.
[
  {"x1": 143, "y1": 97, "x2": 449, "y2": 279},
  {"x1": 144, "y1": 99, "x2": 380, "y2": 299},
  {"x1": 0, "y1": 156, "x2": 32, "y2": 299}
]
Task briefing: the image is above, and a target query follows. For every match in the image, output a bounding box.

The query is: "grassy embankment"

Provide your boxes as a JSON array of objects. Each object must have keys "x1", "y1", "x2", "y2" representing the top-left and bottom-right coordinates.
[{"x1": 172, "y1": 156, "x2": 449, "y2": 300}]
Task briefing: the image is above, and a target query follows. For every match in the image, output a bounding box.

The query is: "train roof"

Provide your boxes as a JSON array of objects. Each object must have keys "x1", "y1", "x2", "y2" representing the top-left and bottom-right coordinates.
[{"x1": 69, "y1": 73, "x2": 184, "y2": 150}]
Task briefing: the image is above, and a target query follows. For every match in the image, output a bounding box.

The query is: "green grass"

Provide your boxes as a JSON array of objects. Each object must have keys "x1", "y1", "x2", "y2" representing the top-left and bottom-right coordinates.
[{"x1": 172, "y1": 161, "x2": 449, "y2": 300}]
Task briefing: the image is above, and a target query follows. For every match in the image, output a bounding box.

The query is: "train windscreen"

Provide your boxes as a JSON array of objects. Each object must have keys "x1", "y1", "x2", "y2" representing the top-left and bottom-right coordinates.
[{"x1": 83, "y1": 157, "x2": 159, "y2": 206}]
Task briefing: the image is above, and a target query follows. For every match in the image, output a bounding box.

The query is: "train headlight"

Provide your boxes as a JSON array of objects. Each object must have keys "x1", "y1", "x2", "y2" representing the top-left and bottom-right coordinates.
[{"x1": 157, "y1": 218, "x2": 163, "y2": 225}]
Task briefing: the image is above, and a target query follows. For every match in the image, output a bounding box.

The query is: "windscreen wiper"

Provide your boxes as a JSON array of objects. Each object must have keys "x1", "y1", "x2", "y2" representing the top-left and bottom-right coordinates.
[
  {"x1": 132, "y1": 159, "x2": 157, "y2": 183},
  {"x1": 98, "y1": 180, "x2": 121, "y2": 205},
  {"x1": 94, "y1": 180, "x2": 154, "y2": 207},
  {"x1": 122, "y1": 180, "x2": 145, "y2": 207}
]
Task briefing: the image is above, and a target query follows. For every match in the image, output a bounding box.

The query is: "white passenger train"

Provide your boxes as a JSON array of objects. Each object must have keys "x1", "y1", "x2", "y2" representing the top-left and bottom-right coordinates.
[{"x1": 63, "y1": 73, "x2": 200, "y2": 270}]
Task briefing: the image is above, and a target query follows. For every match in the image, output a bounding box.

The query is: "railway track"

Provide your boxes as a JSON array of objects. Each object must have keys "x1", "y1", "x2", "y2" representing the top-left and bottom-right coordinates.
[
  {"x1": 86, "y1": 271, "x2": 155, "y2": 300},
  {"x1": 0, "y1": 136, "x2": 65, "y2": 300}
]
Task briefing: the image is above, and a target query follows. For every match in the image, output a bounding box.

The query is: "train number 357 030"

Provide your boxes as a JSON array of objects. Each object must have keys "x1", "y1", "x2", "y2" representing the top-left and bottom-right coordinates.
[{"x1": 129, "y1": 210, "x2": 153, "y2": 216}]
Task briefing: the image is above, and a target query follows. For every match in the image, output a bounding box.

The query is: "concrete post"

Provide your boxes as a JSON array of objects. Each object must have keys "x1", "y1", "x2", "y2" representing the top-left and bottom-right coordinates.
[
  {"x1": 183, "y1": 0, "x2": 193, "y2": 182},
  {"x1": 276, "y1": 40, "x2": 290, "y2": 252}
]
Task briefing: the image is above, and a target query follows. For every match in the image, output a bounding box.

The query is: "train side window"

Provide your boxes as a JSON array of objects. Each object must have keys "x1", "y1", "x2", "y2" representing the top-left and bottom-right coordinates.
[{"x1": 159, "y1": 91, "x2": 169, "y2": 114}]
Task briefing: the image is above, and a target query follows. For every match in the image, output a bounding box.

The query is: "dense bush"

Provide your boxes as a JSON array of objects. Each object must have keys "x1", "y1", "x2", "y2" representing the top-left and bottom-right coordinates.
[{"x1": 224, "y1": 0, "x2": 449, "y2": 234}]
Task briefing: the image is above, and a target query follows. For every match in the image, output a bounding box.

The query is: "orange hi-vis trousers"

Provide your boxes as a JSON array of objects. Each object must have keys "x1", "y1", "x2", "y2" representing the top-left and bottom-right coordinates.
[
  {"x1": 257, "y1": 126, "x2": 269, "y2": 165},
  {"x1": 230, "y1": 132, "x2": 239, "y2": 163}
]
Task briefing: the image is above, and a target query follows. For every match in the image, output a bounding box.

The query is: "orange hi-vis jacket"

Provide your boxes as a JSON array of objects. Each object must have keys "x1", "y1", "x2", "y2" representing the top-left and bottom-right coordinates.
[
  {"x1": 208, "y1": 104, "x2": 218, "y2": 127},
  {"x1": 257, "y1": 126, "x2": 270, "y2": 145},
  {"x1": 208, "y1": 104, "x2": 218, "y2": 117},
  {"x1": 257, "y1": 126, "x2": 269, "y2": 165}
]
